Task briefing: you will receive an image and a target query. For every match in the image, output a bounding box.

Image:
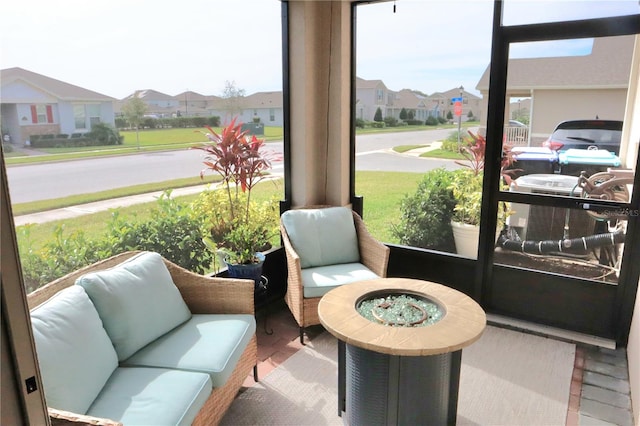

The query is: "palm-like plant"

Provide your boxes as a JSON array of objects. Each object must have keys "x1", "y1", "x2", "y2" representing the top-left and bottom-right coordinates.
[
  {"x1": 192, "y1": 118, "x2": 280, "y2": 265},
  {"x1": 451, "y1": 131, "x2": 519, "y2": 225}
]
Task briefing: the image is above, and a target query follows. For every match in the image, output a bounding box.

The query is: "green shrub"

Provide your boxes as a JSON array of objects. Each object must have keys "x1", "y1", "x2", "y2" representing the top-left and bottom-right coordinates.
[
  {"x1": 18, "y1": 224, "x2": 111, "y2": 293},
  {"x1": 106, "y1": 192, "x2": 213, "y2": 274},
  {"x1": 189, "y1": 189, "x2": 279, "y2": 268},
  {"x1": 192, "y1": 117, "x2": 208, "y2": 127},
  {"x1": 355, "y1": 118, "x2": 365, "y2": 129},
  {"x1": 87, "y1": 123, "x2": 123, "y2": 145},
  {"x1": 425, "y1": 116, "x2": 439, "y2": 126},
  {"x1": 2, "y1": 143, "x2": 13, "y2": 153},
  {"x1": 383, "y1": 116, "x2": 399, "y2": 127},
  {"x1": 18, "y1": 192, "x2": 215, "y2": 291},
  {"x1": 207, "y1": 116, "x2": 221, "y2": 127},
  {"x1": 405, "y1": 119, "x2": 423, "y2": 125},
  {"x1": 392, "y1": 168, "x2": 457, "y2": 252},
  {"x1": 371, "y1": 121, "x2": 385, "y2": 128}
]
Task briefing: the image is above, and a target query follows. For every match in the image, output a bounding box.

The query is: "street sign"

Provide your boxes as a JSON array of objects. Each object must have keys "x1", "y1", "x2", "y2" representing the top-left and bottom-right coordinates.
[{"x1": 454, "y1": 101, "x2": 462, "y2": 117}]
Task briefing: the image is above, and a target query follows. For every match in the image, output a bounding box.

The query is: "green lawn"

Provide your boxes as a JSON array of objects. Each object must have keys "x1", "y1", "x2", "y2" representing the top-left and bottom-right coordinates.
[
  {"x1": 5, "y1": 123, "x2": 476, "y2": 165},
  {"x1": 420, "y1": 148, "x2": 465, "y2": 160},
  {"x1": 15, "y1": 171, "x2": 423, "y2": 250}
]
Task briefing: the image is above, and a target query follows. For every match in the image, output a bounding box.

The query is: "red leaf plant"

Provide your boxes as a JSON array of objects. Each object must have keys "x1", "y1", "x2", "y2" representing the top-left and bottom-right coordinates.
[
  {"x1": 455, "y1": 130, "x2": 519, "y2": 186},
  {"x1": 193, "y1": 117, "x2": 281, "y2": 222},
  {"x1": 191, "y1": 118, "x2": 282, "y2": 265}
]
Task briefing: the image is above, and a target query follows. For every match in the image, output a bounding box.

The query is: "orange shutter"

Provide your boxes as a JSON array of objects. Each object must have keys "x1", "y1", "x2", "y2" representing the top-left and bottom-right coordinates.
[
  {"x1": 30, "y1": 105, "x2": 38, "y2": 123},
  {"x1": 46, "y1": 105, "x2": 53, "y2": 123}
]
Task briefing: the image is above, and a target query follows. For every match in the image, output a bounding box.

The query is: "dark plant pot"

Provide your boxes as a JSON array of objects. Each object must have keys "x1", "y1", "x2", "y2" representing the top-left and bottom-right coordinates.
[{"x1": 224, "y1": 252, "x2": 265, "y2": 286}]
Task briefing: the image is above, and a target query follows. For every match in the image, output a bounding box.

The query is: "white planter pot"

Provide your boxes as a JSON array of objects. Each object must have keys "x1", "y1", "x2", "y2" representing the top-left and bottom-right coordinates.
[{"x1": 450, "y1": 220, "x2": 480, "y2": 259}]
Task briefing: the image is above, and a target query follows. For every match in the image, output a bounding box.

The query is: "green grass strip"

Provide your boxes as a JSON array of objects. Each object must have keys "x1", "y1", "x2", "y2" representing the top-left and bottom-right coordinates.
[
  {"x1": 14, "y1": 171, "x2": 424, "y2": 249},
  {"x1": 12, "y1": 175, "x2": 222, "y2": 215},
  {"x1": 419, "y1": 148, "x2": 465, "y2": 160}
]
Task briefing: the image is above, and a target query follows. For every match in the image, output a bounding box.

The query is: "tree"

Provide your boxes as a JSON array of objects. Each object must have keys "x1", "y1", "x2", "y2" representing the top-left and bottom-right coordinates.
[
  {"x1": 446, "y1": 110, "x2": 453, "y2": 120},
  {"x1": 467, "y1": 110, "x2": 474, "y2": 119},
  {"x1": 374, "y1": 107, "x2": 383, "y2": 122},
  {"x1": 407, "y1": 109, "x2": 415, "y2": 120},
  {"x1": 399, "y1": 108, "x2": 408, "y2": 120},
  {"x1": 221, "y1": 80, "x2": 246, "y2": 123},
  {"x1": 121, "y1": 96, "x2": 147, "y2": 149}
]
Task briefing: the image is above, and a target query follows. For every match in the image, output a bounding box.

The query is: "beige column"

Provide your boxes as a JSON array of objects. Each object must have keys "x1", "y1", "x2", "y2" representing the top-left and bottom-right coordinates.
[{"x1": 287, "y1": 0, "x2": 352, "y2": 208}]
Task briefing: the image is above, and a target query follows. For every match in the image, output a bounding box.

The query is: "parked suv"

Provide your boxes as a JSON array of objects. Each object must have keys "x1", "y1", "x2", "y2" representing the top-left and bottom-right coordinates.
[{"x1": 542, "y1": 119, "x2": 622, "y2": 154}]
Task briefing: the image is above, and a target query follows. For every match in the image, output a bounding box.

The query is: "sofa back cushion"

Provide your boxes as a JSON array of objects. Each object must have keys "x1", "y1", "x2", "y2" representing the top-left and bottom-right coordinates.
[
  {"x1": 281, "y1": 206, "x2": 360, "y2": 269},
  {"x1": 31, "y1": 285, "x2": 118, "y2": 414},
  {"x1": 76, "y1": 251, "x2": 192, "y2": 361}
]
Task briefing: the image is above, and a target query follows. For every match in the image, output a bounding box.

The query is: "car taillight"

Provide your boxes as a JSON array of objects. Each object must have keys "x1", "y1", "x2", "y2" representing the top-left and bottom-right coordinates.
[{"x1": 543, "y1": 139, "x2": 564, "y2": 151}]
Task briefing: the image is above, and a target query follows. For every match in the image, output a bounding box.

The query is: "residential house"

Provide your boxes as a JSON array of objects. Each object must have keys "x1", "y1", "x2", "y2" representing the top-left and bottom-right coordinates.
[
  {"x1": 430, "y1": 88, "x2": 483, "y2": 122},
  {"x1": 356, "y1": 77, "x2": 482, "y2": 123},
  {"x1": 207, "y1": 91, "x2": 284, "y2": 126},
  {"x1": 386, "y1": 89, "x2": 440, "y2": 122},
  {"x1": 355, "y1": 77, "x2": 394, "y2": 121},
  {"x1": 476, "y1": 35, "x2": 635, "y2": 145},
  {"x1": 0, "y1": 67, "x2": 116, "y2": 146},
  {"x1": 175, "y1": 90, "x2": 213, "y2": 117},
  {"x1": 241, "y1": 91, "x2": 284, "y2": 126},
  {"x1": 118, "y1": 89, "x2": 180, "y2": 118}
]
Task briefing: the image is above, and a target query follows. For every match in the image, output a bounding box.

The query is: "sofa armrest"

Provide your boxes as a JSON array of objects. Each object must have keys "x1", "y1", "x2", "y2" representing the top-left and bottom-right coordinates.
[
  {"x1": 163, "y1": 259, "x2": 255, "y2": 315},
  {"x1": 49, "y1": 408, "x2": 122, "y2": 426},
  {"x1": 280, "y1": 223, "x2": 304, "y2": 313},
  {"x1": 353, "y1": 212, "x2": 390, "y2": 278}
]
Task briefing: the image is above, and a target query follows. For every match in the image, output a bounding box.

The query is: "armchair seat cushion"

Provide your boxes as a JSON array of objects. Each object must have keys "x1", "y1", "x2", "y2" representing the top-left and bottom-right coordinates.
[
  {"x1": 86, "y1": 367, "x2": 211, "y2": 426},
  {"x1": 301, "y1": 263, "x2": 379, "y2": 298},
  {"x1": 122, "y1": 314, "x2": 256, "y2": 387}
]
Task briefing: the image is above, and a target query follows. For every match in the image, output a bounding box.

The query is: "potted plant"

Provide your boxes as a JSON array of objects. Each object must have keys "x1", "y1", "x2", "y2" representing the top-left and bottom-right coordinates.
[
  {"x1": 192, "y1": 117, "x2": 280, "y2": 284},
  {"x1": 449, "y1": 131, "x2": 517, "y2": 258}
]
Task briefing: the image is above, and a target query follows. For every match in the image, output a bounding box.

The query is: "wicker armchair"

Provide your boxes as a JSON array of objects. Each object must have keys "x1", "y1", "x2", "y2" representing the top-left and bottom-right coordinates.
[
  {"x1": 280, "y1": 206, "x2": 390, "y2": 344},
  {"x1": 27, "y1": 251, "x2": 257, "y2": 426}
]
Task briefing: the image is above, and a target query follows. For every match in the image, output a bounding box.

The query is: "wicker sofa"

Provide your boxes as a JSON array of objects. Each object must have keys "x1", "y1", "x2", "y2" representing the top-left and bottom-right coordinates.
[{"x1": 27, "y1": 251, "x2": 257, "y2": 426}]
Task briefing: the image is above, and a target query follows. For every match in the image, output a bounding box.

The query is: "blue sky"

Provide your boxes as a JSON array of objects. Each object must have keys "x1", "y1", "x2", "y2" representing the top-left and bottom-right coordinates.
[{"x1": 1, "y1": 0, "x2": 637, "y2": 99}]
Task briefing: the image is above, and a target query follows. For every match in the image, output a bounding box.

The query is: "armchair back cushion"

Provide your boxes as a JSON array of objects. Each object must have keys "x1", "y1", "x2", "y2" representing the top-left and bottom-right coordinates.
[
  {"x1": 31, "y1": 286, "x2": 118, "y2": 414},
  {"x1": 76, "y1": 251, "x2": 192, "y2": 361},
  {"x1": 281, "y1": 206, "x2": 360, "y2": 269}
]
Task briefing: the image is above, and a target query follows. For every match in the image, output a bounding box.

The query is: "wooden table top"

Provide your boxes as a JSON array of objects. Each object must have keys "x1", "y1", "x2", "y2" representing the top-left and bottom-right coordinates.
[{"x1": 318, "y1": 278, "x2": 486, "y2": 356}]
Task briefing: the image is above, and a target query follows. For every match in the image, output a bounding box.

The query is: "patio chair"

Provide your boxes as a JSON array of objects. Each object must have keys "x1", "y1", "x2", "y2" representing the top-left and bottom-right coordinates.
[{"x1": 280, "y1": 206, "x2": 390, "y2": 344}]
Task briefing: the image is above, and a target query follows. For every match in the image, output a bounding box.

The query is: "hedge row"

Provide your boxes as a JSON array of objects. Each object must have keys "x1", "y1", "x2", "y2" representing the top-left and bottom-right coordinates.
[
  {"x1": 29, "y1": 123, "x2": 124, "y2": 148},
  {"x1": 18, "y1": 193, "x2": 213, "y2": 293},
  {"x1": 115, "y1": 116, "x2": 221, "y2": 130}
]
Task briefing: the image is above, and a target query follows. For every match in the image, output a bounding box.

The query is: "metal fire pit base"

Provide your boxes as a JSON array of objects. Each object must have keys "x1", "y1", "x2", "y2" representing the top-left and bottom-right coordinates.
[{"x1": 339, "y1": 341, "x2": 462, "y2": 425}]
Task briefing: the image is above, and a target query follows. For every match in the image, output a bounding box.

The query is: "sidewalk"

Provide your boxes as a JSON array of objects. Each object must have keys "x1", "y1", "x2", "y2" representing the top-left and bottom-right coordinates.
[{"x1": 14, "y1": 185, "x2": 211, "y2": 227}]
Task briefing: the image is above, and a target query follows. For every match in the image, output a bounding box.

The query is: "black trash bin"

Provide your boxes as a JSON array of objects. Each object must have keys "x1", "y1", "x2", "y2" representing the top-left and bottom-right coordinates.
[{"x1": 508, "y1": 147, "x2": 558, "y2": 178}]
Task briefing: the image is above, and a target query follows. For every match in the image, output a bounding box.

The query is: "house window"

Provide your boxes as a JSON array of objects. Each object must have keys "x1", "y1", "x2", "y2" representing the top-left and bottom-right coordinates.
[
  {"x1": 30, "y1": 105, "x2": 53, "y2": 124},
  {"x1": 376, "y1": 89, "x2": 383, "y2": 102},
  {"x1": 87, "y1": 104, "x2": 101, "y2": 127},
  {"x1": 269, "y1": 108, "x2": 275, "y2": 121},
  {"x1": 74, "y1": 105, "x2": 86, "y2": 129}
]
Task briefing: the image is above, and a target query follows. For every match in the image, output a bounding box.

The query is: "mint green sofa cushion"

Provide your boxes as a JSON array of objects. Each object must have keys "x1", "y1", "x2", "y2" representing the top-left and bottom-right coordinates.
[
  {"x1": 30, "y1": 286, "x2": 118, "y2": 415},
  {"x1": 281, "y1": 206, "x2": 360, "y2": 269},
  {"x1": 86, "y1": 367, "x2": 211, "y2": 426},
  {"x1": 122, "y1": 314, "x2": 256, "y2": 387},
  {"x1": 76, "y1": 251, "x2": 192, "y2": 361},
  {"x1": 301, "y1": 263, "x2": 379, "y2": 298}
]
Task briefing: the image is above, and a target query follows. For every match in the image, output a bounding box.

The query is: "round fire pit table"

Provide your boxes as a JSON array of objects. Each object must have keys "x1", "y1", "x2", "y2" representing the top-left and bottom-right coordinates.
[{"x1": 318, "y1": 278, "x2": 486, "y2": 425}]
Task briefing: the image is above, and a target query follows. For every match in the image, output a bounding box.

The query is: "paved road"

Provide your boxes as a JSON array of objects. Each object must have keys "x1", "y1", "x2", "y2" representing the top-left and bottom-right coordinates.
[{"x1": 7, "y1": 128, "x2": 466, "y2": 204}]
